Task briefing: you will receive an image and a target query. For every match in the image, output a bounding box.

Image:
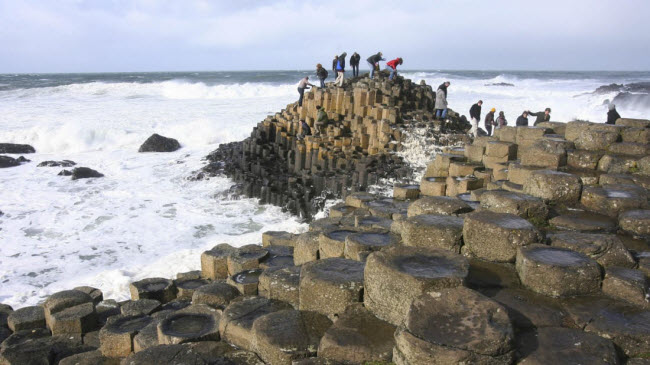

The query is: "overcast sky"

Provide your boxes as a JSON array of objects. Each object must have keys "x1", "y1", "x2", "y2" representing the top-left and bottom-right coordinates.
[{"x1": 1, "y1": 0, "x2": 648, "y2": 73}]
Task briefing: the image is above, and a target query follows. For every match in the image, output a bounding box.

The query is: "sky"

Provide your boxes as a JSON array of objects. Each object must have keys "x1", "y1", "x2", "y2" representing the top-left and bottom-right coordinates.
[{"x1": 1, "y1": 0, "x2": 649, "y2": 73}]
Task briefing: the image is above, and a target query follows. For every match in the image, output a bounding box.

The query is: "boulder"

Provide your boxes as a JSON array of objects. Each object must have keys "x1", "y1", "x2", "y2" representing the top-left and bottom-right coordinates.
[
  {"x1": 406, "y1": 196, "x2": 472, "y2": 217},
  {"x1": 597, "y1": 154, "x2": 638, "y2": 174},
  {"x1": 394, "y1": 287, "x2": 514, "y2": 365},
  {"x1": 191, "y1": 282, "x2": 240, "y2": 309},
  {"x1": 138, "y1": 134, "x2": 181, "y2": 153},
  {"x1": 299, "y1": 258, "x2": 364, "y2": 318},
  {"x1": 516, "y1": 245, "x2": 602, "y2": 297},
  {"x1": 463, "y1": 211, "x2": 541, "y2": 262},
  {"x1": 0, "y1": 143, "x2": 35, "y2": 154},
  {"x1": 523, "y1": 170, "x2": 582, "y2": 203},
  {"x1": 38, "y1": 160, "x2": 76, "y2": 167},
  {"x1": 200, "y1": 243, "x2": 237, "y2": 280},
  {"x1": 354, "y1": 215, "x2": 393, "y2": 231},
  {"x1": 7, "y1": 306, "x2": 45, "y2": 331},
  {"x1": 581, "y1": 184, "x2": 648, "y2": 217},
  {"x1": 0, "y1": 156, "x2": 21, "y2": 168},
  {"x1": 548, "y1": 232, "x2": 635, "y2": 268},
  {"x1": 259, "y1": 245, "x2": 294, "y2": 270},
  {"x1": 318, "y1": 303, "x2": 396, "y2": 364},
  {"x1": 401, "y1": 214, "x2": 464, "y2": 253},
  {"x1": 251, "y1": 309, "x2": 332, "y2": 364},
  {"x1": 68, "y1": 167, "x2": 104, "y2": 180},
  {"x1": 517, "y1": 327, "x2": 618, "y2": 365},
  {"x1": 479, "y1": 190, "x2": 548, "y2": 221},
  {"x1": 344, "y1": 230, "x2": 400, "y2": 261},
  {"x1": 0, "y1": 328, "x2": 92, "y2": 365},
  {"x1": 344, "y1": 192, "x2": 375, "y2": 208},
  {"x1": 129, "y1": 278, "x2": 176, "y2": 304},
  {"x1": 73, "y1": 286, "x2": 103, "y2": 305},
  {"x1": 219, "y1": 296, "x2": 292, "y2": 351},
  {"x1": 258, "y1": 265, "x2": 301, "y2": 308},
  {"x1": 602, "y1": 267, "x2": 649, "y2": 308},
  {"x1": 567, "y1": 149, "x2": 604, "y2": 170},
  {"x1": 99, "y1": 314, "x2": 153, "y2": 357},
  {"x1": 364, "y1": 246, "x2": 468, "y2": 326},
  {"x1": 574, "y1": 124, "x2": 621, "y2": 151}
]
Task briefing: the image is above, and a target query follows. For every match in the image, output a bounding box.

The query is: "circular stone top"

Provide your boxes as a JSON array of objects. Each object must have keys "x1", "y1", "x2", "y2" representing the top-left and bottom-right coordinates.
[
  {"x1": 108, "y1": 315, "x2": 153, "y2": 334},
  {"x1": 232, "y1": 269, "x2": 263, "y2": 284},
  {"x1": 325, "y1": 229, "x2": 357, "y2": 242},
  {"x1": 235, "y1": 245, "x2": 268, "y2": 260},
  {"x1": 160, "y1": 313, "x2": 215, "y2": 337},
  {"x1": 302, "y1": 258, "x2": 364, "y2": 283},
  {"x1": 468, "y1": 211, "x2": 534, "y2": 230},
  {"x1": 346, "y1": 232, "x2": 394, "y2": 247},
  {"x1": 176, "y1": 279, "x2": 209, "y2": 290},
  {"x1": 523, "y1": 246, "x2": 591, "y2": 266},
  {"x1": 394, "y1": 255, "x2": 467, "y2": 279},
  {"x1": 409, "y1": 214, "x2": 464, "y2": 228},
  {"x1": 132, "y1": 278, "x2": 173, "y2": 292}
]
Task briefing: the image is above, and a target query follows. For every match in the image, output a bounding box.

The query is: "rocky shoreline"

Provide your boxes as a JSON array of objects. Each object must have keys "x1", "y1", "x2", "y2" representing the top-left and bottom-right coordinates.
[{"x1": 1, "y1": 74, "x2": 650, "y2": 364}]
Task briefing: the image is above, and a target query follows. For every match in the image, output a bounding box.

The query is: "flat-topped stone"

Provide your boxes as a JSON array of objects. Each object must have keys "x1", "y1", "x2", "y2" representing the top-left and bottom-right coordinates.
[
  {"x1": 548, "y1": 232, "x2": 635, "y2": 268},
  {"x1": 319, "y1": 228, "x2": 359, "y2": 259},
  {"x1": 602, "y1": 267, "x2": 649, "y2": 308},
  {"x1": 262, "y1": 231, "x2": 296, "y2": 247},
  {"x1": 619, "y1": 209, "x2": 650, "y2": 237},
  {"x1": 567, "y1": 149, "x2": 604, "y2": 170},
  {"x1": 227, "y1": 269, "x2": 263, "y2": 295},
  {"x1": 481, "y1": 287, "x2": 569, "y2": 329},
  {"x1": 219, "y1": 296, "x2": 292, "y2": 351},
  {"x1": 401, "y1": 214, "x2": 464, "y2": 253},
  {"x1": 365, "y1": 198, "x2": 409, "y2": 218},
  {"x1": 251, "y1": 309, "x2": 332, "y2": 364},
  {"x1": 393, "y1": 184, "x2": 420, "y2": 200},
  {"x1": 344, "y1": 192, "x2": 375, "y2": 208},
  {"x1": 227, "y1": 244, "x2": 268, "y2": 275},
  {"x1": 406, "y1": 196, "x2": 472, "y2": 217},
  {"x1": 293, "y1": 231, "x2": 320, "y2": 265},
  {"x1": 317, "y1": 303, "x2": 396, "y2": 364},
  {"x1": 157, "y1": 312, "x2": 219, "y2": 344},
  {"x1": 616, "y1": 118, "x2": 650, "y2": 128},
  {"x1": 129, "y1": 278, "x2": 176, "y2": 304},
  {"x1": 354, "y1": 215, "x2": 393, "y2": 231},
  {"x1": 479, "y1": 190, "x2": 548, "y2": 220},
  {"x1": 395, "y1": 287, "x2": 514, "y2": 364},
  {"x1": 191, "y1": 282, "x2": 240, "y2": 309},
  {"x1": 581, "y1": 184, "x2": 648, "y2": 217},
  {"x1": 364, "y1": 246, "x2": 469, "y2": 326},
  {"x1": 258, "y1": 265, "x2": 301, "y2": 308},
  {"x1": 43, "y1": 289, "x2": 94, "y2": 330},
  {"x1": 463, "y1": 211, "x2": 541, "y2": 262},
  {"x1": 174, "y1": 278, "x2": 210, "y2": 300},
  {"x1": 344, "y1": 230, "x2": 400, "y2": 261},
  {"x1": 73, "y1": 286, "x2": 103, "y2": 305},
  {"x1": 7, "y1": 306, "x2": 45, "y2": 331},
  {"x1": 50, "y1": 302, "x2": 97, "y2": 335},
  {"x1": 523, "y1": 170, "x2": 582, "y2": 203},
  {"x1": 549, "y1": 211, "x2": 617, "y2": 232},
  {"x1": 516, "y1": 244, "x2": 602, "y2": 297},
  {"x1": 517, "y1": 327, "x2": 618, "y2": 365},
  {"x1": 121, "y1": 299, "x2": 161, "y2": 316},
  {"x1": 200, "y1": 243, "x2": 237, "y2": 280},
  {"x1": 419, "y1": 176, "x2": 447, "y2": 196},
  {"x1": 99, "y1": 314, "x2": 154, "y2": 357},
  {"x1": 299, "y1": 258, "x2": 364, "y2": 318}
]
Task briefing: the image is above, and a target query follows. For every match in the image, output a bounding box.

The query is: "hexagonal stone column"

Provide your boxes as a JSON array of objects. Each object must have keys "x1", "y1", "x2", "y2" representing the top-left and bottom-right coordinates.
[
  {"x1": 219, "y1": 296, "x2": 292, "y2": 351},
  {"x1": 299, "y1": 258, "x2": 364, "y2": 318},
  {"x1": 191, "y1": 282, "x2": 240, "y2": 309},
  {"x1": 200, "y1": 243, "x2": 236, "y2": 280},
  {"x1": 251, "y1": 309, "x2": 332, "y2": 364},
  {"x1": 227, "y1": 269, "x2": 263, "y2": 295},
  {"x1": 344, "y1": 231, "x2": 400, "y2": 261},
  {"x1": 294, "y1": 231, "x2": 320, "y2": 265},
  {"x1": 262, "y1": 231, "x2": 296, "y2": 247},
  {"x1": 419, "y1": 177, "x2": 447, "y2": 196},
  {"x1": 227, "y1": 244, "x2": 268, "y2": 275},
  {"x1": 393, "y1": 184, "x2": 420, "y2": 200},
  {"x1": 406, "y1": 196, "x2": 472, "y2": 217},
  {"x1": 157, "y1": 312, "x2": 219, "y2": 344},
  {"x1": 364, "y1": 246, "x2": 468, "y2": 326},
  {"x1": 394, "y1": 287, "x2": 514, "y2": 365},
  {"x1": 6, "y1": 306, "x2": 45, "y2": 332},
  {"x1": 129, "y1": 278, "x2": 176, "y2": 303},
  {"x1": 99, "y1": 314, "x2": 153, "y2": 357},
  {"x1": 581, "y1": 184, "x2": 648, "y2": 218},
  {"x1": 516, "y1": 245, "x2": 602, "y2": 297},
  {"x1": 619, "y1": 209, "x2": 650, "y2": 237},
  {"x1": 49, "y1": 302, "x2": 97, "y2": 335},
  {"x1": 318, "y1": 303, "x2": 396, "y2": 364},
  {"x1": 523, "y1": 170, "x2": 582, "y2": 203},
  {"x1": 548, "y1": 232, "x2": 635, "y2": 268},
  {"x1": 479, "y1": 190, "x2": 548, "y2": 220},
  {"x1": 401, "y1": 214, "x2": 464, "y2": 253},
  {"x1": 602, "y1": 267, "x2": 649, "y2": 308},
  {"x1": 517, "y1": 327, "x2": 618, "y2": 364},
  {"x1": 319, "y1": 228, "x2": 358, "y2": 259},
  {"x1": 463, "y1": 211, "x2": 541, "y2": 262},
  {"x1": 258, "y1": 266, "x2": 301, "y2": 308}
]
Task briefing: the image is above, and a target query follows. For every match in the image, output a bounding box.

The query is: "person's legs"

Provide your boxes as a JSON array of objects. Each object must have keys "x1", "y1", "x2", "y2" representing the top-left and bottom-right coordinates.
[
  {"x1": 470, "y1": 117, "x2": 478, "y2": 136},
  {"x1": 486, "y1": 125, "x2": 492, "y2": 136},
  {"x1": 388, "y1": 68, "x2": 395, "y2": 80},
  {"x1": 319, "y1": 78, "x2": 325, "y2": 88},
  {"x1": 368, "y1": 62, "x2": 375, "y2": 79},
  {"x1": 442, "y1": 108, "x2": 448, "y2": 119},
  {"x1": 336, "y1": 71, "x2": 344, "y2": 86},
  {"x1": 435, "y1": 109, "x2": 441, "y2": 119},
  {"x1": 298, "y1": 87, "x2": 305, "y2": 106}
]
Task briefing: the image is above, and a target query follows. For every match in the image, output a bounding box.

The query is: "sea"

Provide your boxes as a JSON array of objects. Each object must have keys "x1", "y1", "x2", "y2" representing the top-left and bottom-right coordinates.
[{"x1": 1, "y1": 70, "x2": 649, "y2": 308}]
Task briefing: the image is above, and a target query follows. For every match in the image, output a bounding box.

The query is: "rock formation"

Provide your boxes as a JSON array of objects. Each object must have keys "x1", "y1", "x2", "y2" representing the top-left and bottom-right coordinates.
[{"x1": 138, "y1": 134, "x2": 181, "y2": 153}]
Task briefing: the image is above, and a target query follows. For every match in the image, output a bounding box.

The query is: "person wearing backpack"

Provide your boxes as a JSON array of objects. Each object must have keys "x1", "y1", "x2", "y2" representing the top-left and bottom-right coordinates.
[
  {"x1": 335, "y1": 52, "x2": 347, "y2": 87},
  {"x1": 316, "y1": 64, "x2": 328, "y2": 88}
]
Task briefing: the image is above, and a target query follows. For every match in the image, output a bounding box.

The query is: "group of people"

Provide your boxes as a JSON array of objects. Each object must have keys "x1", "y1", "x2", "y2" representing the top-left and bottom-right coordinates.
[{"x1": 466, "y1": 100, "x2": 552, "y2": 137}]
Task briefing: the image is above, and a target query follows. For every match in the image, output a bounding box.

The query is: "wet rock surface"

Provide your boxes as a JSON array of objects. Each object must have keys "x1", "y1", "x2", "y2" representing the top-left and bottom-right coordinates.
[
  {"x1": 0, "y1": 143, "x2": 35, "y2": 154},
  {"x1": 138, "y1": 133, "x2": 181, "y2": 152}
]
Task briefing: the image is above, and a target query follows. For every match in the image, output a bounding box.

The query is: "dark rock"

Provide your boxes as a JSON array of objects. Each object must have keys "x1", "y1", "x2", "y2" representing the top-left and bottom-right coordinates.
[
  {"x1": 122, "y1": 342, "x2": 234, "y2": 365},
  {"x1": 70, "y1": 167, "x2": 104, "y2": 180},
  {"x1": 58, "y1": 169, "x2": 73, "y2": 176},
  {"x1": 129, "y1": 277, "x2": 176, "y2": 304},
  {"x1": 138, "y1": 134, "x2": 181, "y2": 153},
  {"x1": 191, "y1": 282, "x2": 241, "y2": 309},
  {"x1": 0, "y1": 143, "x2": 35, "y2": 154},
  {"x1": 0, "y1": 156, "x2": 20, "y2": 168},
  {"x1": 43, "y1": 289, "x2": 94, "y2": 330},
  {"x1": 38, "y1": 160, "x2": 76, "y2": 167},
  {"x1": 120, "y1": 299, "x2": 161, "y2": 316},
  {"x1": 99, "y1": 314, "x2": 153, "y2": 357},
  {"x1": 258, "y1": 266, "x2": 301, "y2": 308},
  {"x1": 516, "y1": 327, "x2": 618, "y2": 364},
  {"x1": 6, "y1": 306, "x2": 45, "y2": 332},
  {"x1": 486, "y1": 82, "x2": 515, "y2": 87},
  {"x1": 157, "y1": 312, "x2": 219, "y2": 344},
  {"x1": 227, "y1": 269, "x2": 263, "y2": 295}
]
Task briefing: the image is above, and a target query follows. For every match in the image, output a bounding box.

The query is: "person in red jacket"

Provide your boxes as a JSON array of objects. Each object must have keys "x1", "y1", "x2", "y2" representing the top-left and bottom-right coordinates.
[{"x1": 385, "y1": 57, "x2": 403, "y2": 80}]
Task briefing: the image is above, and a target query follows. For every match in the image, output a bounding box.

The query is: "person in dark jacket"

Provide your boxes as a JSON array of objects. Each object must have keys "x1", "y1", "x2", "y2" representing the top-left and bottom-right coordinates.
[
  {"x1": 607, "y1": 103, "x2": 621, "y2": 124},
  {"x1": 315, "y1": 105, "x2": 328, "y2": 135},
  {"x1": 297, "y1": 77, "x2": 314, "y2": 107},
  {"x1": 496, "y1": 111, "x2": 507, "y2": 128},
  {"x1": 350, "y1": 52, "x2": 361, "y2": 77},
  {"x1": 300, "y1": 120, "x2": 311, "y2": 137},
  {"x1": 529, "y1": 108, "x2": 551, "y2": 126},
  {"x1": 335, "y1": 52, "x2": 347, "y2": 87},
  {"x1": 516, "y1": 111, "x2": 529, "y2": 126},
  {"x1": 469, "y1": 100, "x2": 483, "y2": 137},
  {"x1": 332, "y1": 55, "x2": 338, "y2": 76},
  {"x1": 366, "y1": 52, "x2": 385, "y2": 79},
  {"x1": 316, "y1": 63, "x2": 328, "y2": 88},
  {"x1": 484, "y1": 108, "x2": 496, "y2": 136},
  {"x1": 385, "y1": 57, "x2": 403, "y2": 80}
]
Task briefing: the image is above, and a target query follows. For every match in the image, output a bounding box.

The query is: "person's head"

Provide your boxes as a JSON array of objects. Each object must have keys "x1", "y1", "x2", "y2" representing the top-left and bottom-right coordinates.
[
  {"x1": 305, "y1": 76, "x2": 309, "y2": 80},
  {"x1": 378, "y1": 52, "x2": 382, "y2": 56},
  {"x1": 522, "y1": 111, "x2": 529, "y2": 117},
  {"x1": 300, "y1": 119, "x2": 306, "y2": 124},
  {"x1": 334, "y1": 55, "x2": 338, "y2": 59},
  {"x1": 316, "y1": 63, "x2": 322, "y2": 69},
  {"x1": 545, "y1": 107, "x2": 551, "y2": 115},
  {"x1": 478, "y1": 100, "x2": 483, "y2": 106},
  {"x1": 491, "y1": 108, "x2": 496, "y2": 113},
  {"x1": 499, "y1": 111, "x2": 505, "y2": 116},
  {"x1": 608, "y1": 103, "x2": 616, "y2": 111},
  {"x1": 445, "y1": 81, "x2": 451, "y2": 87},
  {"x1": 316, "y1": 105, "x2": 321, "y2": 110},
  {"x1": 398, "y1": 57, "x2": 403, "y2": 64}
]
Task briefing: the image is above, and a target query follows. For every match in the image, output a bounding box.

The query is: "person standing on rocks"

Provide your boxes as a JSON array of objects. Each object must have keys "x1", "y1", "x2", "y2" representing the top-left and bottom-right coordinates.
[
  {"x1": 300, "y1": 120, "x2": 311, "y2": 138},
  {"x1": 516, "y1": 111, "x2": 530, "y2": 126},
  {"x1": 366, "y1": 52, "x2": 385, "y2": 79},
  {"x1": 315, "y1": 105, "x2": 329, "y2": 135},
  {"x1": 350, "y1": 52, "x2": 361, "y2": 77},
  {"x1": 484, "y1": 108, "x2": 496, "y2": 136},
  {"x1": 435, "y1": 81, "x2": 450, "y2": 120},
  {"x1": 385, "y1": 57, "x2": 403, "y2": 80},
  {"x1": 332, "y1": 55, "x2": 338, "y2": 77},
  {"x1": 529, "y1": 107, "x2": 551, "y2": 126},
  {"x1": 335, "y1": 52, "x2": 347, "y2": 87},
  {"x1": 297, "y1": 77, "x2": 314, "y2": 107},
  {"x1": 316, "y1": 64, "x2": 328, "y2": 88},
  {"x1": 469, "y1": 100, "x2": 483, "y2": 136},
  {"x1": 496, "y1": 111, "x2": 507, "y2": 128},
  {"x1": 606, "y1": 103, "x2": 621, "y2": 124}
]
